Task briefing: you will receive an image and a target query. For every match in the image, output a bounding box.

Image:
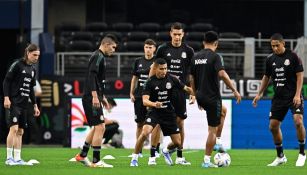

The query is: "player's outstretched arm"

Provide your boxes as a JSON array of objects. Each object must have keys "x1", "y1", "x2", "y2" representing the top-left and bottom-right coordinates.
[
  {"x1": 252, "y1": 75, "x2": 270, "y2": 107},
  {"x1": 218, "y1": 70, "x2": 241, "y2": 104}
]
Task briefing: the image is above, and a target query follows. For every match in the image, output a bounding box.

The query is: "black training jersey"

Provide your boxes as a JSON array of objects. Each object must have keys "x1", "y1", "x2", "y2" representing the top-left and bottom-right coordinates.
[
  {"x1": 191, "y1": 49, "x2": 225, "y2": 101},
  {"x1": 132, "y1": 56, "x2": 156, "y2": 97},
  {"x1": 83, "y1": 49, "x2": 107, "y2": 97},
  {"x1": 265, "y1": 49, "x2": 304, "y2": 99},
  {"x1": 142, "y1": 74, "x2": 185, "y2": 114},
  {"x1": 156, "y1": 42, "x2": 194, "y2": 84},
  {"x1": 3, "y1": 59, "x2": 37, "y2": 106}
]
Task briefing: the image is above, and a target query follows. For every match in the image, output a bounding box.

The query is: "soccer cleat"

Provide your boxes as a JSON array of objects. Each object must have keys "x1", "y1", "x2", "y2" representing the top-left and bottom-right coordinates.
[
  {"x1": 5, "y1": 158, "x2": 18, "y2": 166},
  {"x1": 91, "y1": 160, "x2": 113, "y2": 168},
  {"x1": 155, "y1": 151, "x2": 160, "y2": 158},
  {"x1": 201, "y1": 162, "x2": 218, "y2": 168},
  {"x1": 75, "y1": 154, "x2": 92, "y2": 167},
  {"x1": 130, "y1": 159, "x2": 138, "y2": 167},
  {"x1": 296, "y1": 154, "x2": 306, "y2": 167},
  {"x1": 15, "y1": 159, "x2": 33, "y2": 166},
  {"x1": 175, "y1": 157, "x2": 191, "y2": 165},
  {"x1": 148, "y1": 157, "x2": 157, "y2": 166},
  {"x1": 128, "y1": 153, "x2": 143, "y2": 158},
  {"x1": 162, "y1": 149, "x2": 173, "y2": 166},
  {"x1": 213, "y1": 144, "x2": 226, "y2": 153},
  {"x1": 267, "y1": 156, "x2": 287, "y2": 166}
]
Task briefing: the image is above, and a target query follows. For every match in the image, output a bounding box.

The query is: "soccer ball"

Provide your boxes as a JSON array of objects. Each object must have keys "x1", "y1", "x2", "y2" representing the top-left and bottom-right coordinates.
[{"x1": 213, "y1": 152, "x2": 231, "y2": 167}]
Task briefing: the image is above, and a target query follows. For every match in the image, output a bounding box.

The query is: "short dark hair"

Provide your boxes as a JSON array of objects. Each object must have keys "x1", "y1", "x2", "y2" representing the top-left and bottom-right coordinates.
[
  {"x1": 101, "y1": 33, "x2": 118, "y2": 44},
  {"x1": 171, "y1": 22, "x2": 184, "y2": 31},
  {"x1": 270, "y1": 33, "x2": 284, "y2": 41},
  {"x1": 107, "y1": 97, "x2": 117, "y2": 107},
  {"x1": 204, "y1": 31, "x2": 219, "y2": 43},
  {"x1": 154, "y1": 58, "x2": 167, "y2": 65},
  {"x1": 144, "y1": 39, "x2": 156, "y2": 46}
]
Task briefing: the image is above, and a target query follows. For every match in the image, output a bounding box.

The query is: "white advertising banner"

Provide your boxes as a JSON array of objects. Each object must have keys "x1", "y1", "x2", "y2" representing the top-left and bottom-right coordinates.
[{"x1": 71, "y1": 98, "x2": 232, "y2": 149}]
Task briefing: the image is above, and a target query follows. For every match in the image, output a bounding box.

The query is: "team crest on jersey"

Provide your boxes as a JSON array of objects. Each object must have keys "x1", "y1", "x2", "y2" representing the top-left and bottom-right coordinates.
[
  {"x1": 181, "y1": 52, "x2": 187, "y2": 58},
  {"x1": 31, "y1": 71, "x2": 34, "y2": 77},
  {"x1": 284, "y1": 59, "x2": 290, "y2": 66},
  {"x1": 166, "y1": 82, "x2": 172, "y2": 89}
]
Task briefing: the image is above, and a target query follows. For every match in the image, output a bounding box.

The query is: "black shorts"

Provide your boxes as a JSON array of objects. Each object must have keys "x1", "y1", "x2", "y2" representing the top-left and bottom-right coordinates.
[
  {"x1": 82, "y1": 96, "x2": 105, "y2": 126},
  {"x1": 196, "y1": 97, "x2": 222, "y2": 127},
  {"x1": 171, "y1": 89, "x2": 187, "y2": 119},
  {"x1": 6, "y1": 105, "x2": 28, "y2": 128},
  {"x1": 270, "y1": 97, "x2": 304, "y2": 121},
  {"x1": 134, "y1": 97, "x2": 147, "y2": 123},
  {"x1": 145, "y1": 111, "x2": 179, "y2": 136}
]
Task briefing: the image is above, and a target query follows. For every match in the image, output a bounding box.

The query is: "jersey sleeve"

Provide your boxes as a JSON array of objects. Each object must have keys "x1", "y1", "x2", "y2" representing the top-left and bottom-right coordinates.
[
  {"x1": 292, "y1": 52, "x2": 304, "y2": 73},
  {"x1": 171, "y1": 75, "x2": 185, "y2": 90},
  {"x1": 142, "y1": 79, "x2": 152, "y2": 96},
  {"x1": 3, "y1": 61, "x2": 19, "y2": 96},
  {"x1": 156, "y1": 44, "x2": 165, "y2": 59},
  {"x1": 215, "y1": 54, "x2": 225, "y2": 72},
  {"x1": 87, "y1": 54, "x2": 99, "y2": 92},
  {"x1": 264, "y1": 56, "x2": 272, "y2": 77},
  {"x1": 131, "y1": 58, "x2": 139, "y2": 76}
]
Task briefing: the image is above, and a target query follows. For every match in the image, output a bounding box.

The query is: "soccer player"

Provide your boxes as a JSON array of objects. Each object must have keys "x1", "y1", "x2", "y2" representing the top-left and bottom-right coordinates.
[
  {"x1": 74, "y1": 34, "x2": 118, "y2": 168},
  {"x1": 190, "y1": 31, "x2": 241, "y2": 168},
  {"x1": 130, "y1": 39, "x2": 161, "y2": 158},
  {"x1": 130, "y1": 58, "x2": 194, "y2": 166},
  {"x1": 150, "y1": 22, "x2": 195, "y2": 165},
  {"x1": 3, "y1": 44, "x2": 41, "y2": 165},
  {"x1": 252, "y1": 33, "x2": 306, "y2": 167}
]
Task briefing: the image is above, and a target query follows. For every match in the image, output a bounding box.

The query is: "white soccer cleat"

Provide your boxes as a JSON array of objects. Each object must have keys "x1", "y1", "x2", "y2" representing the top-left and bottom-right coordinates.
[
  {"x1": 148, "y1": 157, "x2": 157, "y2": 166},
  {"x1": 15, "y1": 159, "x2": 33, "y2": 166},
  {"x1": 162, "y1": 149, "x2": 173, "y2": 166},
  {"x1": 91, "y1": 160, "x2": 113, "y2": 168},
  {"x1": 201, "y1": 162, "x2": 218, "y2": 168},
  {"x1": 267, "y1": 156, "x2": 287, "y2": 166},
  {"x1": 130, "y1": 159, "x2": 138, "y2": 167},
  {"x1": 155, "y1": 151, "x2": 160, "y2": 158},
  {"x1": 296, "y1": 154, "x2": 306, "y2": 167},
  {"x1": 175, "y1": 157, "x2": 191, "y2": 165},
  {"x1": 5, "y1": 158, "x2": 18, "y2": 166},
  {"x1": 75, "y1": 154, "x2": 92, "y2": 167}
]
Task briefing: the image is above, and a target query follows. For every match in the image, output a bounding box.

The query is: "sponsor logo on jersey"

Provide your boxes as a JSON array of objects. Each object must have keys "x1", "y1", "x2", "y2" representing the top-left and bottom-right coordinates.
[
  {"x1": 155, "y1": 86, "x2": 159, "y2": 90},
  {"x1": 284, "y1": 59, "x2": 290, "y2": 66},
  {"x1": 166, "y1": 82, "x2": 172, "y2": 89},
  {"x1": 194, "y1": 59, "x2": 207, "y2": 65},
  {"x1": 22, "y1": 70, "x2": 26, "y2": 74},
  {"x1": 167, "y1": 53, "x2": 171, "y2": 56},
  {"x1": 181, "y1": 52, "x2": 187, "y2": 58},
  {"x1": 13, "y1": 117, "x2": 17, "y2": 123},
  {"x1": 272, "y1": 62, "x2": 276, "y2": 66},
  {"x1": 296, "y1": 108, "x2": 301, "y2": 112},
  {"x1": 139, "y1": 64, "x2": 143, "y2": 67}
]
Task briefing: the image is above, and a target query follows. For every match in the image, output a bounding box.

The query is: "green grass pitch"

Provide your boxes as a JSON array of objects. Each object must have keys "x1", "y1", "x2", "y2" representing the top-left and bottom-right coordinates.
[{"x1": 0, "y1": 147, "x2": 306, "y2": 175}]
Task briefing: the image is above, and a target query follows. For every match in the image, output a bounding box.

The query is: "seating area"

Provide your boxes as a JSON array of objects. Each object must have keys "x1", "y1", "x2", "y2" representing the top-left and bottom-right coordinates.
[{"x1": 55, "y1": 22, "x2": 241, "y2": 52}]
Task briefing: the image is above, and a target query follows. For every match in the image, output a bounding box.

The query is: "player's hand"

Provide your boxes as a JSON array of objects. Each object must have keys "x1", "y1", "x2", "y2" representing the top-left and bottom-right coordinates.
[
  {"x1": 252, "y1": 94, "x2": 261, "y2": 107},
  {"x1": 293, "y1": 95, "x2": 301, "y2": 108},
  {"x1": 189, "y1": 95, "x2": 195, "y2": 104},
  {"x1": 102, "y1": 97, "x2": 110, "y2": 110},
  {"x1": 92, "y1": 96, "x2": 100, "y2": 108},
  {"x1": 155, "y1": 102, "x2": 163, "y2": 108},
  {"x1": 34, "y1": 105, "x2": 40, "y2": 117},
  {"x1": 4, "y1": 97, "x2": 11, "y2": 109},
  {"x1": 130, "y1": 93, "x2": 135, "y2": 102},
  {"x1": 233, "y1": 90, "x2": 241, "y2": 104}
]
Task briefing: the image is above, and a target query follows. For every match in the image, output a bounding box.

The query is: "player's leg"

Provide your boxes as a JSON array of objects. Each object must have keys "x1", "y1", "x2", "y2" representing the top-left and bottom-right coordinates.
[
  {"x1": 214, "y1": 105, "x2": 227, "y2": 152},
  {"x1": 6, "y1": 125, "x2": 18, "y2": 165},
  {"x1": 267, "y1": 104, "x2": 288, "y2": 167},
  {"x1": 150, "y1": 124, "x2": 161, "y2": 158},
  {"x1": 134, "y1": 98, "x2": 146, "y2": 156},
  {"x1": 201, "y1": 100, "x2": 220, "y2": 168},
  {"x1": 131, "y1": 124, "x2": 154, "y2": 166},
  {"x1": 291, "y1": 101, "x2": 306, "y2": 166},
  {"x1": 13, "y1": 128, "x2": 24, "y2": 162}
]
